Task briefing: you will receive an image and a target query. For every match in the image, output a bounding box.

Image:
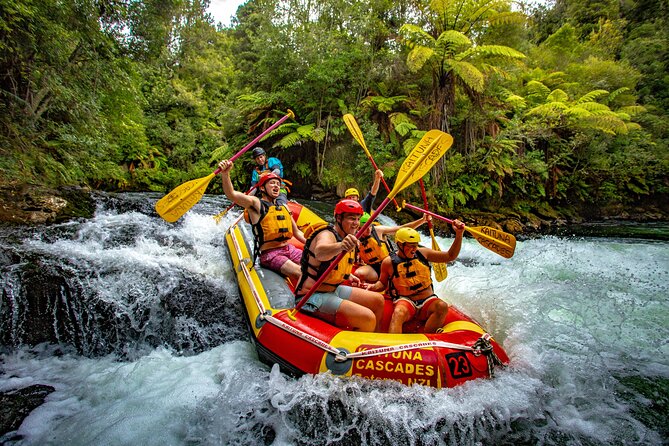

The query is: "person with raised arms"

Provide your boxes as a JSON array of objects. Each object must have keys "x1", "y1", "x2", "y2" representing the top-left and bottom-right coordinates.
[
  {"x1": 218, "y1": 159, "x2": 305, "y2": 282},
  {"x1": 294, "y1": 199, "x2": 385, "y2": 332},
  {"x1": 355, "y1": 212, "x2": 431, "y2": 283},
  {"x1": 344, "y1": 168, "x2": 384, "y2": 214},
  {"x1": 368, "y1": 223, "x2": 464, "y2": 334}
]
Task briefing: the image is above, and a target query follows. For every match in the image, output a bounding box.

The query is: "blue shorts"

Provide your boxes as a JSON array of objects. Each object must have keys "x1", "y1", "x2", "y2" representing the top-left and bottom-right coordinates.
[{"x1": 301, "y1": 285, "x2": 354, "y2": 324}]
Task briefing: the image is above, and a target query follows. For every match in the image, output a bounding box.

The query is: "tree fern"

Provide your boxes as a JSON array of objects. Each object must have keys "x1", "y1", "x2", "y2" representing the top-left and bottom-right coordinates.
[
  {"x1": 525, "y1": 80, "x2": 551, "y2": 100},
  {"x1": 407, "y1": 46, "x2": 434, "y2": 72},
  {"x1": 450, "y1": 60, "x2": 485, "y2": 92}
]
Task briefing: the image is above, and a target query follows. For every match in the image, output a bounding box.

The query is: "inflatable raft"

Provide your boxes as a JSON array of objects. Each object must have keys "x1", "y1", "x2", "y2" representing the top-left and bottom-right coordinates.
[{"x1": 224, "y1": 201, "x2": 509, "y2": 388}]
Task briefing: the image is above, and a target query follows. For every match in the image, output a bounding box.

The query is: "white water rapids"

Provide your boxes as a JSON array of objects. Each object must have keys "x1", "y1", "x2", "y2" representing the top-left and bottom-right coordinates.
[{"x1": 1, "y1": 193, "x2": 667, "y2": 445}]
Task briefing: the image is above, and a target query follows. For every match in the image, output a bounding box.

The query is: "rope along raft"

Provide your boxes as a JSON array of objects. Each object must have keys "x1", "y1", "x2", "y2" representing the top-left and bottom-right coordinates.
[{"x1": 228, "y1": 220, "x2": 506, "y2": 378}]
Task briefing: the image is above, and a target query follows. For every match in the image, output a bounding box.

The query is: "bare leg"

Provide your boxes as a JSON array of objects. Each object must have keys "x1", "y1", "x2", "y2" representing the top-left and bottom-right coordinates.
[
  {"x1": 424, "y1": 300, "x2": 449, "y2": 333},
  {"x1": 349, "y1": 289, "x2": 385, "y2": 331},
  {"x1": 354, "y1": 265, "x2": 379, "y2": 283},
  {"x1": 279, "y1": 260, "x2": 301, "y2": 282},
  {"x1": 335, "y1": 300, "x2": 376, "y2": 331},
  {"x1": 388, "y1": 304, "x2": 411, "y2": 334}
]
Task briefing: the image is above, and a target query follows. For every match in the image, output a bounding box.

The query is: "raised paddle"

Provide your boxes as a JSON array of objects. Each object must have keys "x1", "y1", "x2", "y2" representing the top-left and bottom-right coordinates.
[
  {"x1": 401, "y1": 201, "x2": 516, "y2": 259},
  {"x1": 290, "y1": 129, "x2": 454, "y2": 316},
  {"x1": 155, "y1": 110, "x2": 295, "y2": 223},
  {"x1": 342, "y1": 113, "x2": 399, "y2": 208},
  {"x1": 419, "y1": 179, "x2": 448, "y2": 281},
  {"x1": 213, "y1": 186, "x2": 257, "y2": 224}
]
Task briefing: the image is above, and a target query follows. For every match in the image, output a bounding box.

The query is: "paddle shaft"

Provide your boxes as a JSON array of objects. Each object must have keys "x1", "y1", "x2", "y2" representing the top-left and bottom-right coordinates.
[
  {"x1": 403, "y1": 202, "x2": 457, "y2": 225},
  {"x1": 419, "y1": 180, "x2": 434, "y2": 232},
  {"x1": 343, "y1": 114, "x2": 398, "y2": 208},
  {"x1": 213, "y1": 111, "x2": 294, "y2": 175},
  {"x1": 214, "y1": 186, "x2": 256, "y2": 221}
]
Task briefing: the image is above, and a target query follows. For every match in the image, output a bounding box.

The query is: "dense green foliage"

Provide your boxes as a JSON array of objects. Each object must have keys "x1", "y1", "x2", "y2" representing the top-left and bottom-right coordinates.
[{"x1": 1, "y1": 0, "x2": 667, "y2": 219}]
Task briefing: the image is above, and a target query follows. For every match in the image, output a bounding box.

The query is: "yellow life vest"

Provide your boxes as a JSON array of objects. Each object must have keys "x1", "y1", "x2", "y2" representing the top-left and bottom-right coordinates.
[
  {"x1": 245, "y1": 200, "x2": 293, "y2": 255},
  {"x1": 389, "y1": 251, "x2": 432, "y2": 298},
  {"x1": 295, "y1": 224, "x2": 355, "y2": 294},
  {"x1": 358, "y1": 225, "x2": 390, "y2": 266}
]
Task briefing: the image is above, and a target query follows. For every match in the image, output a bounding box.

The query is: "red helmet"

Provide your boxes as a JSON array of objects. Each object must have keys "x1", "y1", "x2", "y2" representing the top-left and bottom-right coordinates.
[
  {"x1": 334, "y1": 199, "x2": 364, "y2": 216},
  {"x1": 257, "y1": 172, "x2": 281, "y2": 189}
]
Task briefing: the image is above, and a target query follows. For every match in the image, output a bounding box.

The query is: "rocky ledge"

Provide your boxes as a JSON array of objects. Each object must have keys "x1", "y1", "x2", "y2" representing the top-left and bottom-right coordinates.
[
  {"x1": 0, "y1": 184, "x2": 95, "y2": 225},
  {"x1": 0, "y1": 384, "x2": 55, "y2": 440}
]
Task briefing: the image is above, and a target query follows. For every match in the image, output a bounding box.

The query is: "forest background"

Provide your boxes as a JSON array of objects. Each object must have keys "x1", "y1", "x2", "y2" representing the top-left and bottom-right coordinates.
[{"x1": 1, "y1": 0, "x2": 667, "y2": 231}]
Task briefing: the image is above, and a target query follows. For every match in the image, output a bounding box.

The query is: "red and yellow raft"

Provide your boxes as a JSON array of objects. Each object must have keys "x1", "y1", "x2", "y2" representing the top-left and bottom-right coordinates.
[{"x1": 224, "y1": 201, "x2": 509, "y2": 388}]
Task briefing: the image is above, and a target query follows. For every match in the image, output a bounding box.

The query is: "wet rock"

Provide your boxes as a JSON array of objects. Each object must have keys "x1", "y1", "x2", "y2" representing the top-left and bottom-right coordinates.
[
  {"x1": 0, "y1": 184, "x2": 94, "y2": 225},
  {"x1": 0, "y1": 384, "x2": 55, "y2": 437}
]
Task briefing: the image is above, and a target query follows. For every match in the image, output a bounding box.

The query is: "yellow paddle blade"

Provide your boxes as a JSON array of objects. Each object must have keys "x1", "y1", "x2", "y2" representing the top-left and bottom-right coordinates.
[
  {"x1": 391, "y1": 130, "x2": 453, "y2": 198},
  {"x1": 154, "y1": 172, "x2": 216, "y2": 223},
  {"x1": 430, "y1": 227, "x2": 448, "y2": 281},
  {"x1": 343, "y1": 113, "x2": 372, "y2": 159},
  {"x1": 467, "y1": 226, "x2": 517, "y2": 259}
]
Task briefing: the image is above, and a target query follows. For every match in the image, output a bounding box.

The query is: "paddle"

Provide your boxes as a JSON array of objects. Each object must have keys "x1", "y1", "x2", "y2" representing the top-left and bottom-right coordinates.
[
  {"x1": 400, "y1": 201, "x2": 516, "y2": 259},
  {"x1": 155, "y1": 110, "x2": 295, "y2": 223},
  {"x1": 419, "y1": 179, "x2": 448, "y2": 281},
  {"x1": 213, "y1": 186, "x2": 256, "y2": 224},
  {"x1": 342, "y1": 113, "x2": 399, "y2": 208},
  {"x1": 291, "y1": 130, "x2": 454, "y2": 316}
]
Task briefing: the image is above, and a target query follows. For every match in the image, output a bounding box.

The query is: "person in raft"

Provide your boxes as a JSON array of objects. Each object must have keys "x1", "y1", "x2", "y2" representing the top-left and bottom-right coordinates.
[
  {"x1": 354, "y1": 212, "x2": 431, "y2": 283},
  {"x1": 368, "y1": 223, "x2": 465, "y2": 334},
  {"x1": 294, "y1": 199, "x2": 385, "y2": 332},
  {"x1": 344, "y1": 168, "x2": 384, "y2": 214},
  {"x1": 250, "y1": 147, "x2": 289, "y2": 206},
  {"x1": 218, "y1": 160, "x2": 305, "y2": 282}
]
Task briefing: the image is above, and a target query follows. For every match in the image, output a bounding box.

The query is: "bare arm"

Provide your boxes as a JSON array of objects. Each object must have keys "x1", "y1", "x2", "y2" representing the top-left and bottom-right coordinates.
[
  {"x1": 218, "y1": 160, "x2": 260, "y2": 212},
  {"x1": 421, "y1": 220, "x2": 465, "y2": 263},
  {"x1": 311, "y1": 231, "x2": 359, "y2": 262},
  {"x1": 376, "y1": 214, "x2": 429, "y2": 239},
  {"x1": 368, "y1": 256, "x2": 392, "y2": 292},
  {"x1": 292, "y1": 218, "x2": 306, "y2": 244},
  {"x1": 370, "y1": 169, "x2": 383, "y2": 196}
]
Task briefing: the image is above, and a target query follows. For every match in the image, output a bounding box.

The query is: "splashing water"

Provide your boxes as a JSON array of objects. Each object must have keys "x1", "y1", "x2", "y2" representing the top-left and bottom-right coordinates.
[{"x1": 1, "y1": 193, "x2": 667, "y2": 445}]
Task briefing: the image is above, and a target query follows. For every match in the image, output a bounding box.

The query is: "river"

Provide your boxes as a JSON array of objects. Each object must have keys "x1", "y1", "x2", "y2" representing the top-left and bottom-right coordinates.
[{"x1": 1, "y1": 192, "x2": 667, "y2": 445}]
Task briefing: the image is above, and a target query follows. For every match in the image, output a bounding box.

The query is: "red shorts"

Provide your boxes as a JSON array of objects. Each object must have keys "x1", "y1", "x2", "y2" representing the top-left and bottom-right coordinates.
[
  {"x1": 259, "y1": 244, "x2": 302, "y2": 272},
  {"x1": 394, "y1": 295, "x2": 440, "y2": 321}
]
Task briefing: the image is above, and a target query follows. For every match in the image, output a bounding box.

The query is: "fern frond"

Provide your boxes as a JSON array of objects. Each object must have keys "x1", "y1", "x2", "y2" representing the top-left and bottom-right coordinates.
[
  {"x1": 488, "y1": 11, "x2": 527, "y2": 26},
  {"x1": 504, "y1": 94, "x2": 527, "y2": 109},
  {"x1": 471, "y1": 45, "x2": 526, "y2": 59},
  {"x1": 577, "y1": 102, "x2": 610, "y2": 112},
  {"x1": 275, "y1": 132, "x2": 302, "y2": 148},
  {"x1": 586, "y1": 115, "x2": 628, "y2": 134},
  {"x1": 547, "y1": 89, "x2": 569, "y2": 103},
  {"x1": 626, "y1": 122, "x2": 642, "y2": 131},
  {"x1": 526, "y1": 102, "x2": 569, "y2": 117},
  {"x1": 450, "y1": 60, "x2": 485, "y2": 92},
  {"x1": 565, "y1": 106, "x2": 592, "y2": 119},
  {"x1": 399, "y1": 24, "x2": 434, "y2": 48},
  {"x1": 608, "y1": 87, "x2": 630, "y2": 103},
  {"x1": 575, "y1": 89, "x2": 609, "y2": 104},
  {"x1": 617, "y1": 105, "x2": 646, "y2": 117},
  {"x1": 526, "y1": 80, "x2": 551, "y2": 99},
  {"x1": 435, "y1": 30, "x2": 471, "y2": 56},
  {"x1": 407, "y1": 46, "x2": 434, "y2": 72},
  {"x1": 296, "y1": 124, "x2": 315, "y2": 138}
]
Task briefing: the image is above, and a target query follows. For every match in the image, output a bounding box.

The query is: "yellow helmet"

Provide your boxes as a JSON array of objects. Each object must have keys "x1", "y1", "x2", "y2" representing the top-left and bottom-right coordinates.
[
  {"x1": 344, "y1": 188, "x2": 359, "y2": 198},
  {"x1": 395, "y1": 227, "x2": 421, "y2": 244}
]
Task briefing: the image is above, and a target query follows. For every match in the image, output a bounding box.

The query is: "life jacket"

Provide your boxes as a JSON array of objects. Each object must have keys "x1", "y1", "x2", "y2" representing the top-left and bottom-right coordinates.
[
  {"x1": 358, "y1": 225, "x2": 390, "y2": 266},
  {"x1": 388, "y1": 250, "x2": 432, "y2": 299},
  {"x1": 295, "y1": 223, "x2": 355, "y2": 295},
  {"x1": 244, "y1": 200, "x2": 293, "y2": 260}
]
